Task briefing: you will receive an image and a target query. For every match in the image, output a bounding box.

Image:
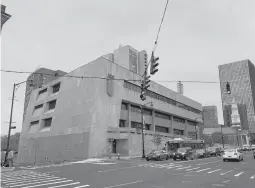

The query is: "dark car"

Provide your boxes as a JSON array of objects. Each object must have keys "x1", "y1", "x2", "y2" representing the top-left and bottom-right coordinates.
[
  {"x1": 207, "y1": 147, "x2": 221, "y2": 156},
  {"x1": 145, "y1": 150, "x2": 169, "y2": 161},
  {"x1": 173, "y1": 147, "x2": 192, "y2": 161}
]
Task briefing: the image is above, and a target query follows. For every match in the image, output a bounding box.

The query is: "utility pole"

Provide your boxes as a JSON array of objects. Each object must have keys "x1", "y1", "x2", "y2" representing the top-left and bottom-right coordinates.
[
  {"x1": 3, "y1": 80, "x2": 33, "y2": 166},
  {"x1": 220, "y1": 124, "x2": 224, "y2": 148}
]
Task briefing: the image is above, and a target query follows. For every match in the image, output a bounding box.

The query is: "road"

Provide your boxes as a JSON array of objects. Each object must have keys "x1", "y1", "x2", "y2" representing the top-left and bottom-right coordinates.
[{"x1": 1, "y1": 152, "x2": 254, "y2": 188}]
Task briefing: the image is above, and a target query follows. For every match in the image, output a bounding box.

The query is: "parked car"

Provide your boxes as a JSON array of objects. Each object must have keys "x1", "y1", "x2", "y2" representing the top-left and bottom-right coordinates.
[
  {"x1": 173, "y1": 147, "x2": 193, "y2": 161},
  {"x1": 207, "y1": 147, "x2": 221, "y2": 156},
  {"x1": 222, "y1": 148, "x2": 244, "y2": 162},
  {"x1": 195, "y1": 149, "x2": 206, "y2": 158},
  {"x1": 145, "y1": 150, "x2": 169, "y2": 161},
  {"x1": 253, "y1": 150, "x2": 255, "y2": 159}
]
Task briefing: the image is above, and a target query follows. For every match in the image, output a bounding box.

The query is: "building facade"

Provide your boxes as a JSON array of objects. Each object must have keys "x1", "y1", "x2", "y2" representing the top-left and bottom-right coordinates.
[
  {"x1": 17, "y1": 45, "x2": 203, "y2": 165},
  {"x1": 202, "y1": 106, "x2": 219, "y2": 128},
  {"x1": 219, "y1": 59, "x2": 255, "y2": 142},
  {"x1": 23, "y1": 68, "x2": 67, "y2": 120},
  {"x1": 1, "y1": 5, "x2": 11, "y2": 32}
]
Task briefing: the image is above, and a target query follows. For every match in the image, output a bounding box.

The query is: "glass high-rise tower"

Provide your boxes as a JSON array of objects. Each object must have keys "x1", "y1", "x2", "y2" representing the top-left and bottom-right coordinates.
[{"x1": 218, "y1": 59, "x2": 255, "y2": 142}]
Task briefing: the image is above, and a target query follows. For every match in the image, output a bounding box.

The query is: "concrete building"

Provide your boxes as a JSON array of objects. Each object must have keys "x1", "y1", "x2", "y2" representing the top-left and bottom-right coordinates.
[
  {"x1": 23, "y1": 68, "x2": 67, "y2": 120},
  {"x1": 202, "y1": 106, "x2": 219, "y2": 128},
  {"x1": 17, "y1": 45, "x2": 203, "y2": 165},
  {"x1": 1, "y1": 5, "x2": 11, "y2": 32},
  {"x1": 219, "y1": 59, "x2": 255, "y2": 142}
]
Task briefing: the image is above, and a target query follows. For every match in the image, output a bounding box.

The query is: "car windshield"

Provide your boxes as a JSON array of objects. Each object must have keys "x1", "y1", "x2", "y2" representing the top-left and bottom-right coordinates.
[
  {"x1": 196, "y1": 150, "x2": 204, "y2": 153},
  {"x1": 208, "y1": 147, "x2": 216, "y2": 151},
  {"x1": 177, "y1": 148, "x2": 186, "y2": 153},
  {"x1": 225, "y1": 149, "x2": 236, "y2": 152}
]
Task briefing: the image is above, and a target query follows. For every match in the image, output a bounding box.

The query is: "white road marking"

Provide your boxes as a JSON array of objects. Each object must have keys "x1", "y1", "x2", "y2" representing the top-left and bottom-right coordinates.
[
  {"x1": 98, "y1": 166, "x2": 138, "y2": 172},
  {"x1": 250, "y1": 175, "x2": 255, "y2": 179},
  {"x1": 234, "y1": 172, "x2": 244, "y2": 177},
  {"x1": 196, "y1": 168, "x2": 210, "y2": 172},
  {"x1": 197, "y1": 160, "x2": 221, "y2": 166},
  {"x1": 222, "y1": 180, "x2": 231, "y2": 184},
  {"x1": 104, "y1": 180, "x2": 143, "y2": 188},
  {"x1": 6, "y1": 177, "x2": 59, "y2": 185},
  {"x1": 220, "y1": 170, "x2": 233, "y2": 175},
  {"x1": 47, "y1": 182, "x2": 80, "y2": 188},
  {"x1": 207, "y1": 169, "x2": 221, "y2": 174},
  {"x1": 73, "y1": 185, "x2": 90, "y2": 188},
  {"x1": 9, "y1": 178, "x2": 66, "y2": 187},
  {"x1": 186, "y1": 167, "x2": 200, "y2": 171},
  {"x1": 175, "y1": 166, "x2": 191, "y2": 170},
  {"x1": 23, "y1": 180, "x2": 73, "y2": 188}
]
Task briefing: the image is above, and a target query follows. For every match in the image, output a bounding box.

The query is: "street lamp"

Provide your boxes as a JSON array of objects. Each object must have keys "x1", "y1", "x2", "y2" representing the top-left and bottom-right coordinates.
[
  {"x1": 3, "y1": 80, "x2": 34, "y2": 167},
  {"x1": 141, "y1": 101, "x2": 153, "y2": 158}
]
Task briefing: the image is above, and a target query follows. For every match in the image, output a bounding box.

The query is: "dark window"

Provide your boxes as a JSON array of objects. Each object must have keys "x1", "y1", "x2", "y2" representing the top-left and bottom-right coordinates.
[
  {"x1": 155, "y1": 112, "x2": 170, "y2": 120},
  {"x1": 34, "y1": 104, "x2": 43, "y2": 110},
  {"x1": 145, "y1": 124, "x2": 151, "y2": 130},
  {"x1": 38, "y1": 88, "x2": 47, "y2": 95},
  {"x1": 121, "y1": 103, "x2": 128, "y2": 110},
  {"x1": 144, "y1": 109, "x2": 152, "y2": 116},
  {"x1": 173, "y1": 129, "x2": 184, "y2": 135},
  {"x1": 119, "y1": 120, "x2": 126, "y2": 127},
  {"x1": 30, "y1": 121, "x2": 39, "y2": 125},
  {"x1": 131, "y1": 105, "x2": 141, "y2": 113},
  {"x1": 44, "y1": 118, "x2": 52, "y2": 127},
  {"x1": 155, "y1": 125, "x2": 169, "y2": 133},
  {"x1": 173, "y1": 116, "x2": 186, "y2": 123},
  {"x1": 52, "y1": 83, "x2": 60, "y2": 93},
  {"x1": 131, "y1": 121, "x2": 141, "y2": 129},
  {"x1": 187, "y1": 120, "x2": 197, "y2": 126},
  {"x1": 48, "y1": 100, "x2": 56, "y2": 110}
]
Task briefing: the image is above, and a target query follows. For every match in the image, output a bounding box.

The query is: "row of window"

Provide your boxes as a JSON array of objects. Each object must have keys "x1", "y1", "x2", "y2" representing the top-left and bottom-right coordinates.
[
  {"x1": 30, "y1": 117, "x2": 53, "y2": 130},
  {"x1": 34, "y1": 99, "x2": 57, "y2": 112},
  {"x1": 130, "y1": 121, "x2": 151, "y2": 130},
  {"x1": 123, "y1": 81, "x2": 201, "y2": 115},
  {"x1": 37, "y1": 83, "x2": 61, "y2": 99}
]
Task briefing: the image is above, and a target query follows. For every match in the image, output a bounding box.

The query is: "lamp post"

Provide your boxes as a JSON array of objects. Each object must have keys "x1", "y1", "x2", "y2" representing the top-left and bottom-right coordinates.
[
  {"x1": 220, "y1": 124, "x2": 225, "y2": 148},
  {"x1": 140, "y1": 101, "x2": 153, "y2": 158},
  {"x1": 3, "y1": 80, "x2": 34, "y2": 167}
]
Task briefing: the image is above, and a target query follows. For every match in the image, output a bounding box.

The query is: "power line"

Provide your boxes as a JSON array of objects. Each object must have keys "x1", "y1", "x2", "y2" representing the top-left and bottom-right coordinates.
[{"x1": 1, "y1": 69, "x2": 234, "y2": 84}]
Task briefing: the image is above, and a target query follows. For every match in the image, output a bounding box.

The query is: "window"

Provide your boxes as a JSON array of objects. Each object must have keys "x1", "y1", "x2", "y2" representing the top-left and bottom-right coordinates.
[
  {"x1": 48, "y1": 100, "x2": 56, "y2": 110},
  {"x1": 123, "y1": 81, "x2": 202, "y2": 115},
  {"x1": 173, "y1": 129, "x2": 184, "y2": 135},
  {"x1": 52, "y1": 83, "x2": 60, "y2": 93},
  {"x1": 44, "y1": 118, "x2": 52, "y2": 127},
  {"x1": 144, "y1": 109, "x2": 152, "y2": 116},
  {"x1": 155, "y1": 125, "x2": 169, "y2": 133},
  {"x1": 173, "y1": 116, "x2": 186, "y2": 123},
  {"x1": 131, "y1": 105, "x2": 141, "y2": 113},
  {"x1": 119, "y1": 120, "x2": 126, "y2": 127},
  {"x1": 187, "y1": 120, "x2": 197, "y2": 126},
  {"x1": 38, "y1": 88, "x2": 47, "y2": 95},
  {"x1": 155, "y1": 112, "x2": 170, "y2": 120},
  {"x1": 30, "y1": 121, "x2": 39, "y2": 125},
  {"x1": 35, "y1": 104, "x2": 43, "y2": 110},
  {"x1": 121, "y1": 103, "x2": 128, "y2": 110},
  {"x1": 145, "y1": 124, "x2": 151, "y2": 130},
  {"x1": 131, "y1": 121, "x2": 141, "y2": 129}
]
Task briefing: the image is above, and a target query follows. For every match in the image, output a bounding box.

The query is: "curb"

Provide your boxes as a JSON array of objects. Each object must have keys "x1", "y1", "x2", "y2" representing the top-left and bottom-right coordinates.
[{"x1": 1, "y1": 167, "x2": 15, "y2": 172}]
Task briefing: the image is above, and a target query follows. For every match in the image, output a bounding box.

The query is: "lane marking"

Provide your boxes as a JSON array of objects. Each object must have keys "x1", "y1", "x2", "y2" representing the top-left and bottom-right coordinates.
[
  {"x1": 250, "y1": 175, "x2": 255, "y2": 179},
  {"x1": 104, "y1": 180, "x2": 143, "y2": 188},
  {"x1": 22, "y1": 180, "x2": 73, "y2": 188},
  {"x1": 234, "y1": 172, "x2": 244, "y2": 177},
  {"x1": 186, "y1": 167, "x2": 200, "y2": 171},
  {"x1": 220, "y1": 170, "x2": 233, "y2": 175},
  {"x1": 208, "y1": 169, "x2": 221, "y2": 174},
  {"x1": 175, "y1": 166, "x2": 191, "y2": 170},
  {"x1": 48, "y1": 182, "x2": 80, "y2": 188},
  {"x1": 73, "y1": 185, "x2": 90, "y2": 188},
  {"x1": 197, "y1": 160, "x2": 221, "y2": 166},
  {"x1": 196, "y1": 168, "x2": 210, "y2": 172},
  {"x1": 9, "y1": 178, "x2": 66, "y2": 187},
  {"x1": 98, "y1": 166, "x2": 138, "y2": 172},
  {"x1": 222, "y1": 180, "x2": 230, "y2": 184},
  {"x1": 5, "y1": 177, "x2": 59, "y2": 185}
]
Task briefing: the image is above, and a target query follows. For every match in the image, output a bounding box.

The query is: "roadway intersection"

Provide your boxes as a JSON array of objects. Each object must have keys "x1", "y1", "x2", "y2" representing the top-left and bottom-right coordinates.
[{"x1": 1, "y1": 152, "x2": 254, "y2": 188}]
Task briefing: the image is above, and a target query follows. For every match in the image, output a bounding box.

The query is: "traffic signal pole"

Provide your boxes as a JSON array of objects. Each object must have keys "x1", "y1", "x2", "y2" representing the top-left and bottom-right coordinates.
[
  {"x1": 4, "y1": 83, "x2": 16, "y2": 166},
  {"x1": 141, "y1": 104, "x2": 145, "y2": 158}
]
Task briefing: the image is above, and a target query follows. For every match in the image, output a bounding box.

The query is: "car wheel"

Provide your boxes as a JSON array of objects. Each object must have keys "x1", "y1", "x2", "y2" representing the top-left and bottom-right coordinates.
[
  {"x1": 223, "y1": 159, "x2": 226, "y2": 162},
  {"x1": 173, "y1": 157, "x2": 176, "y2": 161},
  {"x1": 146, "y1": 158, "x2": 149, "y2": 161}
]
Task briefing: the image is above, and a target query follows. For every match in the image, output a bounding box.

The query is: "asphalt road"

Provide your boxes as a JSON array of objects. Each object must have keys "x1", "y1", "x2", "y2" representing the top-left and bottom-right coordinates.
[{"x1": 1, "y1": 152, "x2": 254, "y2": 188}]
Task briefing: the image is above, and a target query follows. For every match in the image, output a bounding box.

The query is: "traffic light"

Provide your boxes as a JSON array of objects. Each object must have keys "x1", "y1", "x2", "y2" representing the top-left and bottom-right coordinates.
[
  {"x1": 144, "y1": 75, "x2": 150, "y2": 90},
  {"x1": 150, "y1": 51, "x2": 159, "y2": 75},
  {"x1": 226, "y1": 81, "x2": 231, "y2": 94},
  {"x1": 140, "y1": 83, "x2": 146, "y2": 101}
]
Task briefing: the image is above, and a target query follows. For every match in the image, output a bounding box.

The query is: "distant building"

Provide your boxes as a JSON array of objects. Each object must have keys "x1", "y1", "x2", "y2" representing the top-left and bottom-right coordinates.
[
  {"x1": 23, "y1": 68, "x2": 67, "y2": 119},
  {"x1": 202, "y1": 106, "x2": 219, "y2": 128},
  {"x1": 1, "y1": 5, "x2": 11, "y2": 31},
  {"x1": 218, "y1": 59, "x2": 255, "y2": 142},
  {"x1": 17, "y1": 45, "x2": 203, "y2": 165},
  {"x1": 177, "y1": 81, "x2": 183, "y2": 95}
]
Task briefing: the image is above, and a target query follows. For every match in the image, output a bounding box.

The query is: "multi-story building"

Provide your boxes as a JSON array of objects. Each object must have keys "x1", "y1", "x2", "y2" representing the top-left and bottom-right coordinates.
[
  {"x1": 219, "y1": 59, "x2": 255, "y2": 142},
  {"x1": 202, "y1": 106, "x2": 219, "y2": 128},
  {"x1": 23, "y1": 68, "x2": 67, "y2": 120},
  {"x1": 17, "y1": 45, "x2": 203, "y2": 165},
  {"x1": 1, "y1": 5, "x2": 11, "y2": 32}
]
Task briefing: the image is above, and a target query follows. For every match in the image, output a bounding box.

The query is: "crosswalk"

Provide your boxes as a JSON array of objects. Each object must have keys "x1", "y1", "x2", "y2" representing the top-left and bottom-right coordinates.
[
  {"x1": 1, "y1": 170, "x2": 90, "y2": 188},
  {"x1": 138, "y1": 163, "x2": 255, "y2": 179}
]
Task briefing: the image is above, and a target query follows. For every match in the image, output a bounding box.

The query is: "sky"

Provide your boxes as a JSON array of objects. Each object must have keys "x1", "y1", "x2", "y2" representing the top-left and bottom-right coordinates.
[{"x1": 1, "y1": 0, "x2": 255, "y2": 135}]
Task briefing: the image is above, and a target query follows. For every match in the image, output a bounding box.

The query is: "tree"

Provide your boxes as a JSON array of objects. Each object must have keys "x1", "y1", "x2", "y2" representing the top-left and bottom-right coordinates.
[
  {"x1": 151, "y1": 133, "x2": 162, "y2": 150},
  {"x1": 1, "y1": 132, "x2": 20, "y2": 151}
]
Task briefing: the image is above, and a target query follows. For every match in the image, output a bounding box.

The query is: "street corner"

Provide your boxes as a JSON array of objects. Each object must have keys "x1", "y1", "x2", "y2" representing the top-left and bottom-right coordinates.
[{"x1": 1, "y1": 167, "x2": 15, "y2": 172}]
